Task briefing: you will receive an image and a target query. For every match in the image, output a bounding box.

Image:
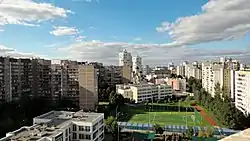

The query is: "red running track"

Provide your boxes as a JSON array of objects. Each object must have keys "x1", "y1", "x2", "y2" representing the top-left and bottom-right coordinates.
[{"x1": 193, "y1": 104, "x2": 217, "y2": 126}]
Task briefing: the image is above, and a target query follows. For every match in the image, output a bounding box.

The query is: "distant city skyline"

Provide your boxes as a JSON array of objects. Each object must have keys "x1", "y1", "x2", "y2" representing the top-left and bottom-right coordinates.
[{"x1": 0, "y1": 0, "x2": 250, "y2": 65}]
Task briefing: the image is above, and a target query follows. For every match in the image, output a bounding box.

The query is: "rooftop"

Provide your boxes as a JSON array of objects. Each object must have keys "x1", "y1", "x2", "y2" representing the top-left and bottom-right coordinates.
[
  {"x1": 36, "y1": 110, "x2": 103, "y2": 123},
  {"x1": 1, "y1": 110, "x2": 104, "y2": 141},
  {"x1": 219, "y1": 128, "x2": 250, "y2": 141}
]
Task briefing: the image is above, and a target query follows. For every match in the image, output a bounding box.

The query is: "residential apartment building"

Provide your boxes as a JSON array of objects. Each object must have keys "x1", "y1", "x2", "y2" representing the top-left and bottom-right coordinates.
[
  {"x1": 51, "y1": 63, "x2": 63, "y2": 102},
  {"x1": 225, "y1": 59, "x2": 240, "y2": 100},
  {"x1": 202, "y1": 62, "x2": 224, "y2": 97},
  {"x1": 166, "y1": 78, "x2": 186, "y2": 92},
  {"x1": 79, "y1": 65, "x2": 98, "y2": 110},
  {"x1": 176, "y1": 65, "x2": 185, "y2": 77},
  {"x1": 235, "y1": 71, "x2": 250, "y2": 116},
  {"x1": 0, "y1": 57, "x2": 33, "y2": 102},
  {"x1": 132, "y1": 55, "x2": 142, "y2": 74},
  {"x1": 116, "y1": 83, "x2": 172, "y2": 103},
  {"x1": 103, "y1": 65, "x2": 122, "y2": 86},
  {"x1": 32, "y1": 59, "x2": 52, "y2": 99},
  {"x1": 185, "y1": 64, "x2": 202, "y2": 79},
  {"x1": 143, "y1": 65, "x2": 151, "y2": 75},
  {"x1": 61, "y1": 60, "x2": 80, "y2": 105},
  {"x1": 118, "y1": 49, "x2": 132, "y2": 67},
  {"x1": 121, "y1": 65, "x2": 132, "y2": 84},
  {"x1": 0, "y1": 110, "x2": 104, "y2": 141}
]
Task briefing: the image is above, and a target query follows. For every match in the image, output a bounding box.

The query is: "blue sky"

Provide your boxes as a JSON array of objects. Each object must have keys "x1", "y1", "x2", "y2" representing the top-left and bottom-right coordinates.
[{"x1": 0, "y1": 0, "x2": 250, "y2": 65}]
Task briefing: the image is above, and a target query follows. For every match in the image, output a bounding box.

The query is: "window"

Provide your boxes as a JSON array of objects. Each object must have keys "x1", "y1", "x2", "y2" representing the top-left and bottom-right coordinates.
[
  {"x1": 79, "y1": 134, "x2": 84, "y2": 139},
  {"x1": 79, "y1": 126, "x2": 84, "y2": 131},
  {"x1": 93, "y1": 123, "x2": 98, "y2": 131},
  {"x1": 73, "y1": 133, "x2": 77, "y2": 139},
  {"x1": 73, "y1": 125, "x2": 76, "y2": 131},
  {"x1": 99, "y1": 119, "x2": 104, "y2": 125},
  {"x1": 78, "y1": 126, "x2": 90, "y2": 132},
  {"x1": 93, "y1": 130, "x2": 98, "y2": 139},
  {"x1": 79, "y1": 134, "x2": 91, "y2": 140}
]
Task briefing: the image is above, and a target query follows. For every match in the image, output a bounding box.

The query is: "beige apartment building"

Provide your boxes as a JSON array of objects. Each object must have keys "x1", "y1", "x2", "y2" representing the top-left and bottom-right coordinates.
[
  {"x1": 121, "y1": 65, "x2": 132, "y2": 84},
  {"x1": 79, "y1": 65, "x2": 98, "y2": 110}
]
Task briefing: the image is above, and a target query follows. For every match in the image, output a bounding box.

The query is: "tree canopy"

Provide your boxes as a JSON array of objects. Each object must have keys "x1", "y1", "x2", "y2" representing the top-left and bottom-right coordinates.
[{"x1": 188, "y1": 77, "x2": 250, "y2": 129}]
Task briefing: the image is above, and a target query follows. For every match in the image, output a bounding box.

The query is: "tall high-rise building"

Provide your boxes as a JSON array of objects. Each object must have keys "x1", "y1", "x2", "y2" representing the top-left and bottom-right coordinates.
[
  {"x1": 143, "y1": 65, "x2": 151, "y2": 75},
  {"x1": 0, "y1": 57, "x2": 33, "y2": 102},
  {"x1": 202, "y1": 62, "x2": 224, "y2": 97},
  {"x1": 185, "y1": 63, "x2": 202, "y2": 79},
  {"x1": 132, "y1": 55, "x2": 142, "y2": 74},
  {"x1": 235, "y1": 71, "x2": 250, "y2": 115},
  {"x1": 177, "y1": 65, "x2": 185, "y2": 76},
  {"x1": 61, "y1": 60, "x2": 80, "y2": 106},
  {"x1": 118, "y1": 49, "x2": 132, "y2": 83},
  {"x1": 224, "y1": 59, "x2": 240, "y2": 100},
  {"x1": 78, "y1": 65, "x2": 98, "y2": 110},
  {"x1": 20, "y1": 58, "x2": 33, "y2": 97},
  {"x1": 103, "y1": 65, "x2": 122, "y2": 86},
  {"x1": 31, "y1": 59, "x2": 52, "y2": 99},
  {"x1": 118, "y1": 49, "x2": 132, "y2": 67}
]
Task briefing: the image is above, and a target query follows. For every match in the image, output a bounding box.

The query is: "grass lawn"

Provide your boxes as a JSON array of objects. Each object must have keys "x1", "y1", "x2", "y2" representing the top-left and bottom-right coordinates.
[{"x1": 126, "y1": 106, "x2": 211, "y2": 127}]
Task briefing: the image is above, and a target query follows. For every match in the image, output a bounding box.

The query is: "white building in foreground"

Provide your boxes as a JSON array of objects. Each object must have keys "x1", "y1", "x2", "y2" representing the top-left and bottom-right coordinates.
[
  {"x1": 116, "y1": 83, "x2": 172, "y2": 103},
  {"x1": 235, "y1": 71, "x2": 250, "y2": 116},
  {"x1": 219, "y1": 128, "x2": 250, "y2": 141},
  {"x1": 0, "y1": 110, "x2": 104, "y2": 141}
]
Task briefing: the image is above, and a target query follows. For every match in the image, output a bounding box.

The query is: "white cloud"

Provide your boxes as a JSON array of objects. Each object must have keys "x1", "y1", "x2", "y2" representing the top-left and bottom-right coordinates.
[
  {"x1": 0, "y1": 0, "x2": 72, "y2": 28},
  {"x1": 72, "y1": 0, "x2": 93, "y2": 2},
  {"x1": 50, "y1": 26, "x2": 79, "y2": 36},
  {"x1": 156, "y1": 22, "x2": 173, "y2": 33},
  {"x1": 0, "y1": 45, "x2": 15, "y2": 52},
  {"x1": 156, "y1": 0, "x2": 250, "y2": 47},
  {"x1": 0, "y1": 44, "x2": 48, "y2": 59},
  {"x1": 75, "y1": 36, "x2": 87, "y2": 42},
  {"x1": 57, "y1": 40, "x2": 250, "y2": 65},
  {"x1": 134, "y1": 37, "x2": 142, "y2": 41}
]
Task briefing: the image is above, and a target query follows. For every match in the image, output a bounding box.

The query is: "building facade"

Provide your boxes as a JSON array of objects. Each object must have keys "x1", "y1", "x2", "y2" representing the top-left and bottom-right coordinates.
[
  {"x1": 166, "y1": 78, "x2": 186, "y2": 92},
  {"x1": 235, "y1": 71, "x2": 250, "y2": 116},
  {"x1": 103, "y1": 65, "x2": 122, "y2": 86},
  {"x1": 132, "y1": 55, "x2": 142, "y2": 74},
  {"x1": 116, "y1": 83, "x2": 172, "y2": 103},
  {"x1": 202, "y1": 62, "x2": 224, "y2": 97},
  {"x1": 0, "y1": 57, "x2": 33, "y2": 102},
  {"x1": 32, "y1": 59, "x2": 52, "y2": 99},
  {"x1": 177, "y1": 65, "x2": 185, "y2": 77},
  {"x1": 118, "y1": 49, "x2": 132, "y2": 67},
  {"x1": 79, "y1": 65, "x2": 98, "y2": 110},
  {"x1": 185, "y1": 64, "x2": 202, "y2": 79},
  {"x1": 1, "y1": 110, "x2": 104, "y2": 141}
]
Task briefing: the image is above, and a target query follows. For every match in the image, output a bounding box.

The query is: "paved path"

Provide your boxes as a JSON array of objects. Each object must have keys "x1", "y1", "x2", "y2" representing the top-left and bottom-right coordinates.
[{"x1": 193, "y1": 104, "x2": 217, "y2": 126}]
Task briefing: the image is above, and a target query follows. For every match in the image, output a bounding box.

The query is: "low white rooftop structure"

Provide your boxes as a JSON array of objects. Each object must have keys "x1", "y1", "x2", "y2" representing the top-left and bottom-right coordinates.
[
  {"x1": 116, "y1": 83, "x2": 172, "y2": 103},
  {"x1": 1, "y1": 110, "x2": 105, "y2": 141},
  {"x1": 219, "y1": 128, "x2": 250, "y2": 141}
]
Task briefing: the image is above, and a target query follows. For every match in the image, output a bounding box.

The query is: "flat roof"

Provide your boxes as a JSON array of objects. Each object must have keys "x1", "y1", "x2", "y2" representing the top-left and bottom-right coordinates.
[
  {"x1": 219, "y1": 128, "x2": 250, "y2": 141},
  {"x1": 1, "y1": 110, "x2": 104, "y2": 141},
  {"x1": 35, "y1": 110, "x2": 103, "y2": 123}
]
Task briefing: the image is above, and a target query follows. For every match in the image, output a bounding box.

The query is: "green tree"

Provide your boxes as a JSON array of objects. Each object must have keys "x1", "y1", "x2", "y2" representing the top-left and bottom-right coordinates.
[
  {"x1": 204, "y1": 127, "x2": 214, "y2": 137},
  {"x1": 153, "y1": 124, "x2": 164, "y2": 134},
  {"x1": 185, "y1": 128, "x2": 194, "y2": 139},
  {"x1": 105, "y1": 116, "x2": 118, "y2": 137}
]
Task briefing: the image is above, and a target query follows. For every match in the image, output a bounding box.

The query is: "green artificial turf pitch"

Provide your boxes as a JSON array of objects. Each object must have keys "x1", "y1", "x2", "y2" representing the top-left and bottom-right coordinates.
[{"x1": 128, "y1": 109, "x2": 210, "y2": 127}]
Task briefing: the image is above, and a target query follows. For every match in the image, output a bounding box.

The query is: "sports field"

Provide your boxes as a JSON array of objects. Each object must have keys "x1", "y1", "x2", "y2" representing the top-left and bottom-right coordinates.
[{"x1": 126, "y1": 106, "x2": 211, "y2": 127}]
